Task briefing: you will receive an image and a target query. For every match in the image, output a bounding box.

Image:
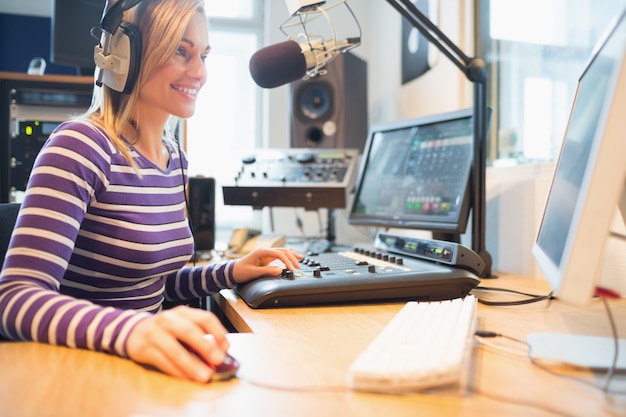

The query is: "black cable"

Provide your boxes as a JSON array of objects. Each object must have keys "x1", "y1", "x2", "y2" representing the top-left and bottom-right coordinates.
[
  {"x1": 610, "y1": 231, "x2": 626, "y2": 240},
  {"x1": 175, "y1": 134, "x2": 196, "y2": 267},
  {"x1": 472, "y1": 286, "x2": 554, "y2": 306},
  {"x1": 601, "y1": 296, "x2": 619, "y2": 393},
  {"x1": 476, "y1": 325, "x2": 626, "y2": 397}
]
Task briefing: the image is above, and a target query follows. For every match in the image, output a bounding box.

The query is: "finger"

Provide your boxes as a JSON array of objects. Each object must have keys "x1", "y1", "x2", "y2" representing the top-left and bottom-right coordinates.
[
  {"x1": 131, "y1": 320, "x2": 215, "y2": 382},
  {"x1": 154, "y1": 333, "x2": 214, "y2": 382},
  {"x1": 171, "y1": 306, "x2": 229, "y2": 342},
  {"x1": 156, "y1": 317, "x2": 224, "y2": 380},
  {"x1": 162, "y1": 307, "x2": 229, "y2": 364},
  {"x1": 273, "y1": 249, "x2": 302, "y2": 270},
  {"x1": 262, "y1": 248, "x2": 301, "y2": 266}
]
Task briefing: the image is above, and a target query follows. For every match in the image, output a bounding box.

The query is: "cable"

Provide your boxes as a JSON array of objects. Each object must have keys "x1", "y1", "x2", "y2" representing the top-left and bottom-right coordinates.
[
  {"x1": 238, "y1": 372, "x2": 572, "y2": 417},
  {"x1": 236, "y1": 373, "x2": 351, "y2": 394},
  {"x1": 474, "y1": 330, "x2": 530, "y2": 357},
  {"x1": 601, "y1": 296, "x2": 619, "y2": 393},
  {"x1": 610, "y1": 231, "x2": 626, "y2": 240},
  {"x1": 473, "y1": 283, "x2": 622, "y2": 394},
  {"x1": 235, "y1": 341, "x2": 579, "y2": 417},
  {"x1": 475, "y1": 328, "x2": 626, "y2": 397},
  {"x1": 472, "y1": 286, "x2": 554, "y2": 306},
  {"x1": 175, "y1": 134, "x2": 196, "y2": 267}
]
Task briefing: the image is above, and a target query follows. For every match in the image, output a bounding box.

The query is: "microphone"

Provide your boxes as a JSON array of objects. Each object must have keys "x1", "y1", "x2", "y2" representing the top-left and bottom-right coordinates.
[
  {"x1": 249, "y1": 0, "x2": 361, "y2": 89},
  {"x1": 249, "y1": 37, "x2": 359, "y2": 89}
]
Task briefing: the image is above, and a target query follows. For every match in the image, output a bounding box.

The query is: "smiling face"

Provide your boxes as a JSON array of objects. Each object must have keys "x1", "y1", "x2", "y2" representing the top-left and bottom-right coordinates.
[{"x1": 137, "y1": 11, "x2": 210, "y2": 122}]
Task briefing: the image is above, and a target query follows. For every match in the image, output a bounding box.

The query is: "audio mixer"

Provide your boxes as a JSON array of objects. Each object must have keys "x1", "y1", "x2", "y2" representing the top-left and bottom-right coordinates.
[
  {"x1": 235, "y1": 238, "x2": 482, "y2": 308},
  {"x1": 222, "y1": 148, "x2": 359, "y2": 210}
]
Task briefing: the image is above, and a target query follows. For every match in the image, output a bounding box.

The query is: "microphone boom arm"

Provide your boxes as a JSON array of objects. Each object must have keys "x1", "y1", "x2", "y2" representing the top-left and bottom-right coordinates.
[{"x1": 386, "y1": 0, "x2": 492, "y2": 276}]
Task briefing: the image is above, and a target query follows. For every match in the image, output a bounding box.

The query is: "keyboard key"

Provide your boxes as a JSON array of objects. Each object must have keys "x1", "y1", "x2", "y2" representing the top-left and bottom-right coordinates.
[{"x1": 348, "y1": 295, "x2": 477, "y2": 393}]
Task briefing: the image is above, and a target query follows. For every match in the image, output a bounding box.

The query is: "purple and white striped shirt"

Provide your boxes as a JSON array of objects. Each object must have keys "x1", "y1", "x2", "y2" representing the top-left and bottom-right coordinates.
[{"x1": 0, "y1": 120, "x2": 236, "y2": 357}]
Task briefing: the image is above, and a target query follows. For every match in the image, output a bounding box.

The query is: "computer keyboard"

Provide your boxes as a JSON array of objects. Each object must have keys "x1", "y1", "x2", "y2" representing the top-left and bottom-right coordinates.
[{"x1": 347, "y1": 295, "x2": 478, "y2": 393}]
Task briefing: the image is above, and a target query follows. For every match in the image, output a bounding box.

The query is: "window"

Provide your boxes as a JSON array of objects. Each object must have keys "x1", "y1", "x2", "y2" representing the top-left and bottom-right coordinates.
[
  {"x1": 481, "y1": 0, "x2": 626, "y2": 164},
  {"x1": 185, "y1": 0, "x2": 264, "y2": 226}
]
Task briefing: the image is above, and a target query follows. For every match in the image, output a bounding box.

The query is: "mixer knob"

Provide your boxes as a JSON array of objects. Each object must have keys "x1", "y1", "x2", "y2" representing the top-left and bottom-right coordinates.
[
  {"x1": 242, "y1": 155, "x2": 256, "y2": 164},
  {"x1": 295, "y1": 153, "x2": 315, "y2": 163},
  {"x1": 368, "y1": 265, "x2": 376, "y2": 273}
]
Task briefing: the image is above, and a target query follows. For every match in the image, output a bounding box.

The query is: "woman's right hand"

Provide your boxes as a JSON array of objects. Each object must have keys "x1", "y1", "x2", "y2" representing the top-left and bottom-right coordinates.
[{"x1": 125, "y1": 305, "x2": 230, "y2": 383}]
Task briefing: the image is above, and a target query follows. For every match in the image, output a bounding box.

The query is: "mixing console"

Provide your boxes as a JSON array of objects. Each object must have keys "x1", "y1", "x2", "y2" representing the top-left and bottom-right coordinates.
[{"x1": 222, "y1": 148, "x2": 359, "y2": 210}]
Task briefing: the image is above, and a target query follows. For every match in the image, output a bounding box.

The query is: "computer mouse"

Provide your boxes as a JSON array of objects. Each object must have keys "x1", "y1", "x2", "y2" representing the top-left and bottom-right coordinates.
[{"x1": 212, "y1": 352, "x2": 240, "y2": 381}]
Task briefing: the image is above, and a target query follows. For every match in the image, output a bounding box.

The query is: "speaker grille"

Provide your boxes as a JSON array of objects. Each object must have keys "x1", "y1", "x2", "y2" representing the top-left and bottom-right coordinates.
[{"x1": 290, "y1": 52, "x2": 367, "y2": 151}]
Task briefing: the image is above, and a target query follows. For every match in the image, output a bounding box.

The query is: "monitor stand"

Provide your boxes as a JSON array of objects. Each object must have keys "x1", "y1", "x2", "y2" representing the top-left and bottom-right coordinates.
[
  {"x1": 528, "y1": 187, "x2": 626, "y2": 370},
  {"x1": 527, "y1": 332, "x2": 626, "y2": 369}
]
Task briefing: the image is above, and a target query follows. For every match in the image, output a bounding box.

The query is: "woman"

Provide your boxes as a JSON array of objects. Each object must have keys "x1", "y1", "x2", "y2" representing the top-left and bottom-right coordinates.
[{"x1": 0, "y1": 0, "x2": 301, "y2": 383}]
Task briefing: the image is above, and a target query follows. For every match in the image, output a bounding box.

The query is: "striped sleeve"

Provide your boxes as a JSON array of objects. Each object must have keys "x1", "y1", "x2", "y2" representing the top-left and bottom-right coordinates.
[
  {"x1": 162, "y1": 260, "x2": 237, "y2": 302},
  {"x1": 0, "y1": 120, "x2": 151, "y2": 356}
]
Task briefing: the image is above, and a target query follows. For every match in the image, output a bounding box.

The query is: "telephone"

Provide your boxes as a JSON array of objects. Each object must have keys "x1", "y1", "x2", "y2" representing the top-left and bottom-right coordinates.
[{"x1": 225, "y1": 227, "x2": 287, "y2": 259}]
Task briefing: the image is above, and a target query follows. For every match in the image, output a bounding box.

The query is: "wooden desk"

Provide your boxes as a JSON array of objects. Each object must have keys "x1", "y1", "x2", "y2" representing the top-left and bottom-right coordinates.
[{"x1": 2, "y1": 273, "x2": 625, "y2": 417}]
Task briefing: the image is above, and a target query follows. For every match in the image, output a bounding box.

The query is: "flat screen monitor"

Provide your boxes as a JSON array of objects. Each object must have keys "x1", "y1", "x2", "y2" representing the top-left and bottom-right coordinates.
[
  {"x1": 348, "y1": 108, "x2": 475, "y2": 242},
  {"x1": 51, "y1": 0, "x2": 104, "y2": 74},
  {"x1": 532, "y1": 8, "x2": 626, "y2": 307}
]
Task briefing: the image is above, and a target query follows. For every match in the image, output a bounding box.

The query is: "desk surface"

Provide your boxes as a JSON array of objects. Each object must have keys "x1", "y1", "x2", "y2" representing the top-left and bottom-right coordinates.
[{"x1": 2, "y1": 273, "x2": 625, "y2": 417}]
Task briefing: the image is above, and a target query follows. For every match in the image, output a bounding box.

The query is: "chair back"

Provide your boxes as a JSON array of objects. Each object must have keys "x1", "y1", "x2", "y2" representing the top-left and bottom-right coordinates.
[{"x1": 0, "y1": 203, "x2": 20, "y2": 267}]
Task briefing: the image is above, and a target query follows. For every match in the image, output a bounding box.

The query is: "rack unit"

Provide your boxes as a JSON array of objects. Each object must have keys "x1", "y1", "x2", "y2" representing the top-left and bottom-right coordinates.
[{"x1": 0, "y1": 72, "x2": 93, "y2": 202}]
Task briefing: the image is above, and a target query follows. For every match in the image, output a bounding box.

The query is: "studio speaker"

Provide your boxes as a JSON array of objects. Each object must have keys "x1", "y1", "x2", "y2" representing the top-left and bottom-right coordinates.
[
  {"x1": 290, "y1": 52, "x2": 368, "y2": 151},
  {"x1": 188, "y1": 177, "x2": 215, "y2": 251}
]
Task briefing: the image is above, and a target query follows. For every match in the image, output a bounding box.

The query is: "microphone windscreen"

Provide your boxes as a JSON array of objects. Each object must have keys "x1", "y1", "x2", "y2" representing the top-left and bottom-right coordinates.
[{"x1": 249, "y1": 41, "x2": 307, "y2": 88}]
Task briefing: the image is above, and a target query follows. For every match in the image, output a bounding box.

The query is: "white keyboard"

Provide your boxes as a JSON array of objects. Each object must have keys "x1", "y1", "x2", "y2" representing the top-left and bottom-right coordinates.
[{"x1": 348, "y1": 295, "x2": 478, "y2": 393}]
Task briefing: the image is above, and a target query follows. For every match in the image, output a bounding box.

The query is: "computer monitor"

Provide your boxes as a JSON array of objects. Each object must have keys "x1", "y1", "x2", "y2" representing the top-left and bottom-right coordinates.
[
  {"x1": 532, "y1": 8, "x2": 626, "y2": 307},
  {"x1": 348, "y1": 108, "x2": 475, "y2": 243},
  {"x1": 50, "y1": 0, "x2": 103, "y2": 74}
]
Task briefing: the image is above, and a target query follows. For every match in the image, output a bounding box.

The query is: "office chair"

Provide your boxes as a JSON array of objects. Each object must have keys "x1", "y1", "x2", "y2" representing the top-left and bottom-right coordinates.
[{"x1": 0, "y1": 203, "x2": 20, "y2": 268}]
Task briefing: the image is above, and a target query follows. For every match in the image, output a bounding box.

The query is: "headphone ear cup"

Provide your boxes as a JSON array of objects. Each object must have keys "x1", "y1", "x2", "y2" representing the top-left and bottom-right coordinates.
[{"x1": 95, "y1": 21, "x2": 142, "y2": 94}]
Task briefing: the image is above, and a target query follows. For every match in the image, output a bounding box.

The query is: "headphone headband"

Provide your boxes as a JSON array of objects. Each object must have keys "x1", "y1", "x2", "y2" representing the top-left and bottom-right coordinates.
[
  {"x1": 100, "y1": 0, "x2": 144, "y2": 33},
  {"x1": 94, "y1": 0, "x2": 144, "y2": 93}
]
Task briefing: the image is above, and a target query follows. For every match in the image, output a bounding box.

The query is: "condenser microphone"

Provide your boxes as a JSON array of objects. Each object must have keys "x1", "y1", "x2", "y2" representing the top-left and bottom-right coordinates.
[
  {"x1": 249, "y1": 41, "x2": 305, "y2": 89},
  {"x1": 249, "y1": 37, "x2": 359, "y2": 88},
  {"x1": 249, "y1": 0, "x2": 361, "y2": 88}
]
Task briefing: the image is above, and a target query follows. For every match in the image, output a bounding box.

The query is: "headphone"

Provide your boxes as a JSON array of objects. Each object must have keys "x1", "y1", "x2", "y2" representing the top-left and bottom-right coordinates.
[{"x1": 93, "y1": 0, "x2": 143, "y2": 94}]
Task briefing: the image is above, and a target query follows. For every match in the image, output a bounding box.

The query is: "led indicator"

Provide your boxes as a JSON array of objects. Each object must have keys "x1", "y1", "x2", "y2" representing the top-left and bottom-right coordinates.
[{"x1": 25, "y1": 126, "x2": 33, "y2": 136}]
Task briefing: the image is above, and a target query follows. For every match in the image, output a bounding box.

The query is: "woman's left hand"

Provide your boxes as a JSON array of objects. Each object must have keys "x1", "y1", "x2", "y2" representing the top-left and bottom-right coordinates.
[{"x1": 232, "y1": 247, "x2": 302, "y2": 284}]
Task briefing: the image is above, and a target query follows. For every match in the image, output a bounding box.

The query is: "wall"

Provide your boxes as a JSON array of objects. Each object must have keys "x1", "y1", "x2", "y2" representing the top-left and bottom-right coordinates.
[
  {"x1": 0, "y1": 0, "x2": 49, "y2": 16},
  {"x1": 365, "y1": 0, "x2": 473, "y2": 124},
  {"x1": 0, "y1": 0, "x2": 87, "y2": 75}
]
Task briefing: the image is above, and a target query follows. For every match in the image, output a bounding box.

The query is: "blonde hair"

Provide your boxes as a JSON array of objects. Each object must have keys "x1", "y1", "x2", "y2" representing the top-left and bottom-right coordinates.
[{"x1": 83, "y1": 0, "x2": 206, "y2": 169}]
